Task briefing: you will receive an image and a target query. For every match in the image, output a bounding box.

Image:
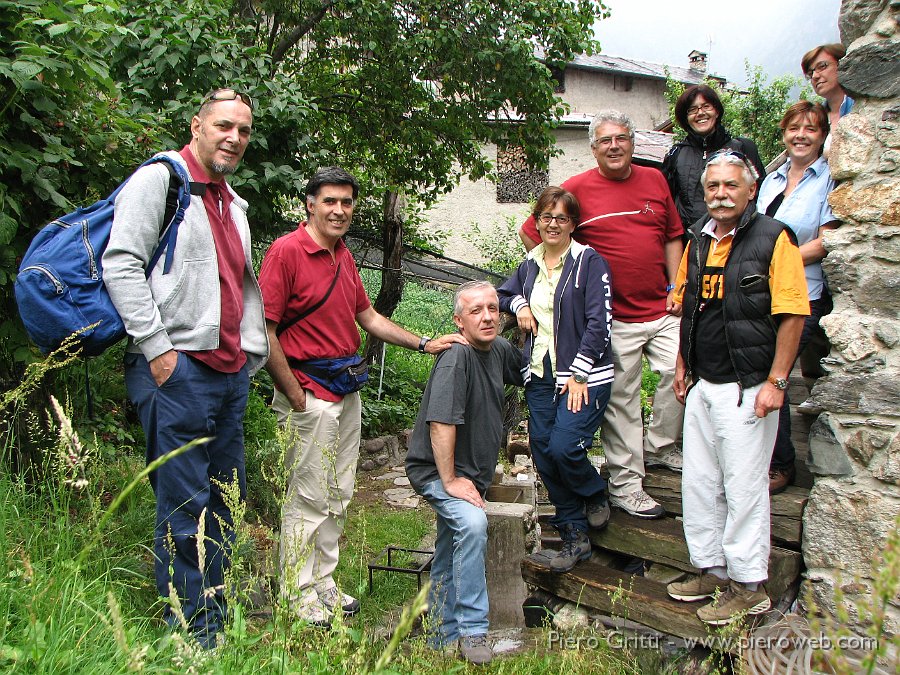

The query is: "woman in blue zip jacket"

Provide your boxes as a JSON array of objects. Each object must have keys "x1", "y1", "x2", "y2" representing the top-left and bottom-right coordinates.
[{"x1": 498, "y1": 186, "x2": 615, "y2": 574}]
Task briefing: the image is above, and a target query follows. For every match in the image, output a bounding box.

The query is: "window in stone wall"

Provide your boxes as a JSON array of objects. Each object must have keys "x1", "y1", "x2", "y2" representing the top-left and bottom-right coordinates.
[
  {"x1": 496, "y1": 145, "x2": 549, "y2": 204},
  {"x1": 550, "y1": 66, "x2": 566, "y2": 94},
  {"x1": 614, "y1": 75, "x2": 634, "y2": 92}
]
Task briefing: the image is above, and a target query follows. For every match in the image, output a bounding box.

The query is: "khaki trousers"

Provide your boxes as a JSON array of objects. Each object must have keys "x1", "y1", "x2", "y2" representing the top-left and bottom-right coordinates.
[
  {"x1": 272, "y1": 388, "x2": 361, "y2": 606},
  {"x1": 600, "y1": 314, "x2": 683, "y2": 497}
]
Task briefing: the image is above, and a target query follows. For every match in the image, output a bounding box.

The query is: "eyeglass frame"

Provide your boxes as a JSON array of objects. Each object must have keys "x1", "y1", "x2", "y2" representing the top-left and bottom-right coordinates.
[
  {"x1": 536, "y1": 212, "x2": 574, "y2": 226},
  {"x1": 805, "y1": 60, "x2": 834, "y2": 79},
  {"x1": 201, "y1": 88, "x2": 254, "y2": 111},
  {"x1": 687, "y1": 102, "x2": 716, "y2": 117},
  {"x1": 706, "y1": 148, "x2": 760, "y2": 182}
]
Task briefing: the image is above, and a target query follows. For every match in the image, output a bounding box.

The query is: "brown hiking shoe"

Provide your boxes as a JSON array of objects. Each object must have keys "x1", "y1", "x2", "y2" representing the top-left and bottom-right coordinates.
[
  {"x1": 769, "y1": 465, "x2": 796, "y2": 495},
  {"x1": 696, "y1": 581, "x2": 771, "y2": 626},
  {"x1": 666, "y1": 572, "x2": 730, "y2": 602}
]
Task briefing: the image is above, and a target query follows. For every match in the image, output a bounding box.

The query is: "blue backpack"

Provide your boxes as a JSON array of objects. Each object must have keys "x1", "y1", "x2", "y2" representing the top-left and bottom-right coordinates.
[{"x1": 14, "y1": 155, "x2": 196, "y2": 356}]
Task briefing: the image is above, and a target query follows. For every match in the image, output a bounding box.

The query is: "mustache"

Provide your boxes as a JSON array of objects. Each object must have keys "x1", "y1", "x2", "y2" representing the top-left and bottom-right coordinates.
[{"x1": 707, "y1": 198, "x2": 736, "y2": 209}]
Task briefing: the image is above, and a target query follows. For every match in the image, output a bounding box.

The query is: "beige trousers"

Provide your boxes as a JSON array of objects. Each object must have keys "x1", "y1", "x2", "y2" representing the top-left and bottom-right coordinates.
[
  {"x1": 272, "y1": 388, "x2": 361, "y2": 606},
  {"x1": 600, "y1": 313, "x2": 683, "y2": 497}
]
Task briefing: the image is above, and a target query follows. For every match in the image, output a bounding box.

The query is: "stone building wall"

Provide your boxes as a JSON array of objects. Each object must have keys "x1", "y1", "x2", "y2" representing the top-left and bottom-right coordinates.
[{"x1": 801, "y1": 0, "x2": 900, "y2": 636}]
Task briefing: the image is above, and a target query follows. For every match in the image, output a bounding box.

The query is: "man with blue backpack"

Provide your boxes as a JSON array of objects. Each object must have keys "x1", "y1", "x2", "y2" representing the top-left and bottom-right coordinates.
[{"x1": 102, "y1": 89, "x2": 268, "y2": 649}]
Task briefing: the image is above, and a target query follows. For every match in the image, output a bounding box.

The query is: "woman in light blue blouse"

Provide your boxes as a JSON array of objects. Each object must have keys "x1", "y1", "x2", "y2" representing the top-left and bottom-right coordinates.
[{"x1": 757, "y1": 100, "x2": 839, "y2": 493}]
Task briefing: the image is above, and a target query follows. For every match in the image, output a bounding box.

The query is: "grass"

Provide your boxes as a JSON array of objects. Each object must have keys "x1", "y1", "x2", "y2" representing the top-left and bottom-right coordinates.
[{"x1": 0, "y1": 277, "x2": 693, "y2": 673}]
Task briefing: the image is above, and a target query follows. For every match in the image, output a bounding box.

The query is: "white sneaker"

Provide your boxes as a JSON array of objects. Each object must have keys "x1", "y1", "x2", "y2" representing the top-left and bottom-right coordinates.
[
  {"x1": 318, "y1": 586, "x2": 360, "y2": 616},
  {"x1": 292, "y1": 587, "x2": 333, "y2": 627},
  {"x1": 645, "y1": 448, "x2": 683, "y2": 472},
  {"x1": 609, "y1": 489, "x2": 666, "y2": 519}
]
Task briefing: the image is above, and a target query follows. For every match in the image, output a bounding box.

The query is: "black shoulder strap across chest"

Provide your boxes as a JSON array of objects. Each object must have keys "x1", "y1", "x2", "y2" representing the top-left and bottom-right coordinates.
[{"x1": 276, "y1": 262, "x2": 342, "y2": 337}]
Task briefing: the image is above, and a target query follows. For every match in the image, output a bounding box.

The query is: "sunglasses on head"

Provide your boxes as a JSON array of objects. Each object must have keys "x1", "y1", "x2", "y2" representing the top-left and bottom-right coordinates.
[
  {"x1": 707, "y1": 148, "x2": 759, "y2": 182},
  {"x1": 201, "y1": 88, "x2": 254, "y2": 110}
]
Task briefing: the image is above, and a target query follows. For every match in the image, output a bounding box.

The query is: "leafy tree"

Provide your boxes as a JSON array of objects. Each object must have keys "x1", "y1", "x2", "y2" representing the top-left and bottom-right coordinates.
[{"x1": 665, "y1": 62, "x2": 803, "y2": 165}]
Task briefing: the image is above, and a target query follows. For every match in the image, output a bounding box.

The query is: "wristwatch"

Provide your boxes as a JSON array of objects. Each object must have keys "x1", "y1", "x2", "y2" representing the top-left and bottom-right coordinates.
[
  {"x1": 418, "y1": 336, "x2": 432, "y2": 353},
  {"x1": 767, "y1": 375, "x2": 788, "y2": 390},
  {"x1": 573, "y1": 373, "x2": 588, "y2": 384}
]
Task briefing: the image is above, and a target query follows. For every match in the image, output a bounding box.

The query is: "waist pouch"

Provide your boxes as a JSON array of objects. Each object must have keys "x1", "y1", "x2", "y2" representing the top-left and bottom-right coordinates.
[{"x1": 288, "y1": 354, "x2": 369, "y2": 396}]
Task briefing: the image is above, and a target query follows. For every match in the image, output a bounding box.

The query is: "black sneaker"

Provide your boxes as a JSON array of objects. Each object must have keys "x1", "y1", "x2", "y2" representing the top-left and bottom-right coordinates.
[{"x1": 550, "y1": 525, "x2": 592, "y2": 573}]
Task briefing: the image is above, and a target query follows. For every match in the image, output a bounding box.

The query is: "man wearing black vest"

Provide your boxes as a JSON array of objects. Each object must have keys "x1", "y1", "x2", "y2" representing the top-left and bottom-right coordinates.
[{"x1": 666, "y1": 150, "x2": 808, "y2": 626}]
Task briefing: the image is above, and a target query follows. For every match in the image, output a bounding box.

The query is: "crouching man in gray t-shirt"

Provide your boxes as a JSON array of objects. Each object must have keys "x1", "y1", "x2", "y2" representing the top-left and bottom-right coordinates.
[{"x1": 406, "y1": 281, "x2": 523, "y2": 666}]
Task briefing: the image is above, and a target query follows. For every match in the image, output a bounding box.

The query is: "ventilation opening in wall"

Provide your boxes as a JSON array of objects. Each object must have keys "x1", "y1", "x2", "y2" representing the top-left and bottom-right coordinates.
[{"x1": 496, "y1": 145, "x2": 549, "y2": 204}]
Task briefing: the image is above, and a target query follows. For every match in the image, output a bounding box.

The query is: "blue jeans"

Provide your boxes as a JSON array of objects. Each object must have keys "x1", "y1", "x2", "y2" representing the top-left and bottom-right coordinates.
[
  {"x1": 771, "y1": 290, "x2": 833, "y2": 470},
  {"x1": 125, "y1": 352, "x2": 249, "y2": 648},
  {"x1": 525, "y1": 357, "x2": 610, "y2": 533},
  {"x1": 418, "y1": 479, "x2": 488, "y2": 646}
]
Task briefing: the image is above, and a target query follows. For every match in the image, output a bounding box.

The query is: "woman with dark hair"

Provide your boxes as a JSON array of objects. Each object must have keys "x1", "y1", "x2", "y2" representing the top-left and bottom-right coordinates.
[
  {"x1": 498, "y1": 186, "x2": 614, "y2": 574},
  {"x1": 757, "y1": 101, "x2": 840, "y2": 493},
  {"x1": 801, "y1": 43, "x2": 853, "y2": 130},
  {"x1": 662, "y1": 84, "x2": 766, "y2": 229}
]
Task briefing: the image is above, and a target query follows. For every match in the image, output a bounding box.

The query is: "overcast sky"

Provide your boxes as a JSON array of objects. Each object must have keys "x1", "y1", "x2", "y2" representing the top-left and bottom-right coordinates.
[{"x1": 594, "y1": 0, "x2": 842, "y2": 87}]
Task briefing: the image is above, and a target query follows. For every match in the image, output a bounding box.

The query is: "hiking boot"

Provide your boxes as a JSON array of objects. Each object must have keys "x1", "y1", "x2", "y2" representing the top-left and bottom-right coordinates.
[
  {"x1": 458, "y1": 634, "x2": 493, "y2": 665},
  {"x1": 667, "y1": 572, "x2": 731, "y2": 602},
  {"x1": 585, "y1": 498, "x2": 610, "y2": 530},
  {"x1": 550, "y1": 525, "x2": 592, "y2": 573},
  {"x1": 609, "y1": 489, "x2": 666, "y2": 519},
  {"x1": 318, "y1": 586, "x2": 360, "y2": 616},
  {"x1": 645, "y1": 448, "x2": 684, "y2": 472},
  {"x1": 293, "y1": 599, "x2": 333, "y2": 628},
  {"x1": 768, "y1": 465, "x2": 796, "y2": 495},
  {"x1": 696, "y1": 581, "x2": 771, "y2": 626}
]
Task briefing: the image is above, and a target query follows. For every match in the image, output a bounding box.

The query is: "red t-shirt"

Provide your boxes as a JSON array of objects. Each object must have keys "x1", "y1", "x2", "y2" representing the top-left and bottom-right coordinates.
[
  {"x1": 258, "y1": 225, "x2": 371, "y2": 402},
  {"x1": 179, "y1": 146, "x2": 247, "y2": 373},
  {"x1": 521, "y1": 165, "x2": 683, "y2": 322}
]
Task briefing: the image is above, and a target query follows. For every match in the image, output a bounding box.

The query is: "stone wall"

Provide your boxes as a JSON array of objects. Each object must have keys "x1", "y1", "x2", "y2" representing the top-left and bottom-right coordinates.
[{"x1": 801, "y1": 0, "x2": 900, "y2": 636}]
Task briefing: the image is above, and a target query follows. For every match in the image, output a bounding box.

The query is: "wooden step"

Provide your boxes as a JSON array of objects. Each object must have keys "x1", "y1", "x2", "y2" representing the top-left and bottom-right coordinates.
[
  {"x1": 522, "y1": 555, "x2": 711, "y2": 642},
  {"x1": 643, "y1": 470, "x2": 808, "y2": 550},
  {"x1": 586, "y1": 512, "x2": 802, "y2": 601}
]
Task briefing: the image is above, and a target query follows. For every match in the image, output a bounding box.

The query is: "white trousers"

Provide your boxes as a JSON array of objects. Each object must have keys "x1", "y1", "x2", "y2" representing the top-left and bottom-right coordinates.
[
  {"x1": 681, "y1": 379, "x2": 774, "y2": 583},
  {"x1": 272, "y1": 388, "x2": 361, "y2": 605},
  {"x1": 600, "y1": 314, "x2": 683, "y2": 496}
]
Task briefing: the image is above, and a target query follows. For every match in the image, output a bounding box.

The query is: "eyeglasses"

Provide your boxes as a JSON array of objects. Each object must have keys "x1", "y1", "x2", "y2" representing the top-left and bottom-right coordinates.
[
  {"x1": 537, "y1": 213, "x2": 572, "y2": 226},
  {"x1": 591, "y1": 134, "x2": 632, "y2": 148},
  {"x1": 806, "y1": 60, "x2": 834, "y2": 79},
  {"x1": 201, "y1": 88, "x2": 254, "y2": 110},
  {"x1": 707, "y1": 148, "x2": 760, "y2": 182},
  {"x1": 687, "y1": 102, "x2": 715, "y2": 117}
]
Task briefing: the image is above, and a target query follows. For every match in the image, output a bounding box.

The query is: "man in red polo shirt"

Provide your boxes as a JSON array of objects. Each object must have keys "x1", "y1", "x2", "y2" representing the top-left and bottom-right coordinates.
[
  {"x1": 259, "y1": 166, "x2": 465, "y2": 625},
  {"x1": 519, "y1": 110, "x2": 684, "y2": 520}
]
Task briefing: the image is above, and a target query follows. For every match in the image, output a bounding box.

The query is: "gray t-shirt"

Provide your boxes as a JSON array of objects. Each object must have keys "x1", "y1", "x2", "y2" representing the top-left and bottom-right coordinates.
[{"x1": 406, "y1": 338, "x2": 523, "y2": 495}]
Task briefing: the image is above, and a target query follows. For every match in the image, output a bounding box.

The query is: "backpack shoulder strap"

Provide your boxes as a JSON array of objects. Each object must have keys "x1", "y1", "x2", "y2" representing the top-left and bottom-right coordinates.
[{"x1": 276, "y1": 263, "x2": 342, "y2": 337}]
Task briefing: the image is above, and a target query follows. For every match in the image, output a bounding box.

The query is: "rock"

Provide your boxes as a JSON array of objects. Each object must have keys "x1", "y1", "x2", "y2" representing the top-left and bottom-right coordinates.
[
  {"x1": 811, "y1": 373, "x2": 900, "y2": 416},
  {"x1": 828, "y1": 179, "x2": 900, "y2": 224},
  {"x1": 362, "y1": 437, "x2": 386, "y2": 455},
  {"x1": 803, "y1": 480, "x2": 900, "y2": 574},
  {"x1": 551, "y1": 602, "x2": 590, "y2": 630},
  {"x1": 873, "y1": 229, "x2": 900, "y2": 263},
  {"x1": 871, "y1": 430, "x2": 900, "y2": 484},
  {"x1": 375, "y1": 453, "x2": 390, "y2": 467},
  {"x1": 839, "y1": 0, "x2": 889, "y2": 44},
  {"x1": 509, "y1": 465, "x2": 529, "y2": 476},
  {"x1": 844, "y1": 428, "x2": 877, "y2": 465},
  {"x1": 359, "y1": 459, "x2": 377, "y2": 472},
  {"x1": 383, "y1": 487, "x2": 416, "y2": 501},
  {"x1": 375, "y1": 471, "x2": 403, "y2": 480},
  {"x1": 878, "y1": 148, "x2": 900, "y2": 172},
  {"x1": 878, "y1": 116, "x2": 900, "y2": 148},
  {"x1": 398, "y1": 429, "x2": 413, "y2": 450},
  {"x1": 807, "y1": 414, "x2": 855, "y2": 476},
  {"x1": 853, "y1": 270, "x2": 900, "y2": 316},
  {"x1": 841, "y1": 40, "x2": 900, "y2": 99},
  {"x1": 829, "y1": 114, "x2": 875, "y2": 180},
  {"x1": 819, "y1": 313, "x2": 877, "y2": 362},
  {"x1": 383, "y1": 435, "x2": 402, "y2": 463},
  {"x1": 389, "y1": 496, "x2": 420, "y2": 509},
  {"x1": 392, "y1": 476, "x2": 411, "y2": 486},
  {"x1": 843, "y1": 356, "x2": 886, "y2": 375}
]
